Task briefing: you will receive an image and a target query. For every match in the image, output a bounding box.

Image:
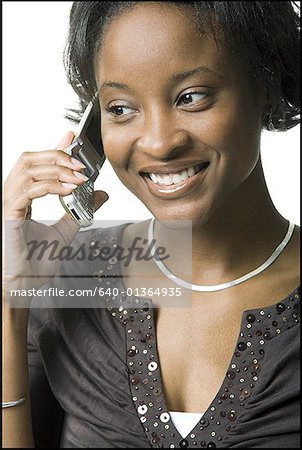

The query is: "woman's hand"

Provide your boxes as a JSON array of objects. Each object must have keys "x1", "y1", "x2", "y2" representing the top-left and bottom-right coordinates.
[
  {"x1": 2, "y1": 132, "x2": 109, "y2": 448},
  {"x1": 3, "y1": 132, "x2": 109, "y2": 302}
]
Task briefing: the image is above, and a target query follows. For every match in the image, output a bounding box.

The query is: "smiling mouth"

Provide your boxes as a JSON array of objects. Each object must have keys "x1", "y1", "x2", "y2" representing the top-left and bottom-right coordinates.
[{"x1": 141, "y1": 161, "x2": 210, "y2": 186}]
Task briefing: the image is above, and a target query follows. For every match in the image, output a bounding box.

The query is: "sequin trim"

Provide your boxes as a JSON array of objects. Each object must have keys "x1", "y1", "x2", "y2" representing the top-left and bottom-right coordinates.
[{"x1": 89, "y1": 226, "x2": 300, "y2": 448}]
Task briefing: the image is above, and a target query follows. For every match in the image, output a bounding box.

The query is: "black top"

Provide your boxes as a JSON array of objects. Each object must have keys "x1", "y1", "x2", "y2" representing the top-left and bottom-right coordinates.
[{"x1": 27, "y1": 223, "x2": 300, "y2": 448}]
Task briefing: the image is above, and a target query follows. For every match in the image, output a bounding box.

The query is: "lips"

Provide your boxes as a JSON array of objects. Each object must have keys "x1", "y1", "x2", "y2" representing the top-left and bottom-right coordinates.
[
  {"x1": 140, "y1": 161, "x2": 210, "y2": 198},
  {"x1": 144, "y1": 162, "x2": 210, "y2": 186}
]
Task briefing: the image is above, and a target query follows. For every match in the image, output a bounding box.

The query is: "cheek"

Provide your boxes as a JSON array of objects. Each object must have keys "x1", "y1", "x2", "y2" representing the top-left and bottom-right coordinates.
[
  {"x1": 102, "y1": 127, "x2": 141, "y2": 192},
  {"x1": 196, "y1": 96, "x2": 262, "y2": 169},
  {"x1": 102, "y1": 127, "x2": 129, "y2": 168}
]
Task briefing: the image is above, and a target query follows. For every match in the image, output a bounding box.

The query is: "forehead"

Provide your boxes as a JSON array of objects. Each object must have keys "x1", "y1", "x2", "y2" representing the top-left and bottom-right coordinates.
[
  {"x1": 102, "y1": 3, "x2": 200, "y2": 51},
  {"x1": 96, "y1": 3, "x2": 232, "y2": 84}
]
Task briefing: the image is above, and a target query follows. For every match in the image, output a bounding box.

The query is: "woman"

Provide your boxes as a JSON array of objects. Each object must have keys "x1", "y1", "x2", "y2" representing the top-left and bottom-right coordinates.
[{"x1": 3, "y1": 2, "x2": 300, "y2": 448}]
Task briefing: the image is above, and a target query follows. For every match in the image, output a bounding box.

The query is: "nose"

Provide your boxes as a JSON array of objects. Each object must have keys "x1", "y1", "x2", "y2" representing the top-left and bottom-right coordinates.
[{"x1": 136, "y1": 109, "x2": 191, "y2": 160}]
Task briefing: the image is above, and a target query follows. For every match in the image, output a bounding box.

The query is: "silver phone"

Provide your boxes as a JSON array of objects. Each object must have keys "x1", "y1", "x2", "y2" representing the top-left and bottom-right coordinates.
[{"x1": 59, "y1": 101, "x2": 105, "y2": 227}]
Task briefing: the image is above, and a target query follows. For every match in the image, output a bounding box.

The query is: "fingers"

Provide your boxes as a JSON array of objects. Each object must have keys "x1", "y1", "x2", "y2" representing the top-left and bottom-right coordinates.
[
  {"x1": 94, "y1": 190, "x2": 110, "y2": 211},
  {"x1": 55, "y1": 131, "x2": 75, "y2": 150},
  {"x1": 19, "y1": 164, "x2": 89, "y2": 185},
  {"x1": 16, "y1": 149, "x2": 86, "y2": 171},
  {"x1": 5, "y1": 167, "x2": 89, "y2": 218},
  {"x1": 4, "y1": 132, "x2": 89, "y2": 221},
  {"x1": 4, "y1": 131, "x2": 109, "y2": 225},
  {"x1": 10, "y1": 180, "x2": 79, "y2": 211}
]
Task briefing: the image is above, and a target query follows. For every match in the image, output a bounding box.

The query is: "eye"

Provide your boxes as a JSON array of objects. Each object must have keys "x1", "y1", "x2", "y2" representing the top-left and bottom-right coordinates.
[
  {"x1": 105, "y1": 104, "x2": 137, "y2": 118},
  {"x1": 177, "y1": 92, "x2": 207, "y2": 106}
]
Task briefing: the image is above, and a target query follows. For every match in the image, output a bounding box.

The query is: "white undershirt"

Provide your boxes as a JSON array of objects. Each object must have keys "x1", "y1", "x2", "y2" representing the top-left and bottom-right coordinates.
[{"x1": 170, "y1": 411, "x2": 204, "y2": 439}]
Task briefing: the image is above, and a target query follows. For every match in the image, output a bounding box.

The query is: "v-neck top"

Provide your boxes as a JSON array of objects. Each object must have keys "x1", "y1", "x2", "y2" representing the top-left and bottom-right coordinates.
[
  {"x1": 27, "y1": 222, "x2": 300, "y2": 448},
  {"x1": 169, "y1": 412, "x2": 204, "y2": 439}
]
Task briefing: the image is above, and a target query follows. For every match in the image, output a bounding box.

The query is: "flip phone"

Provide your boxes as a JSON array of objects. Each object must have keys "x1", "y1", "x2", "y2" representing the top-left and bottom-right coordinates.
[{"x1": 59, "y1": 100, "x2": 105, "y2": 227}]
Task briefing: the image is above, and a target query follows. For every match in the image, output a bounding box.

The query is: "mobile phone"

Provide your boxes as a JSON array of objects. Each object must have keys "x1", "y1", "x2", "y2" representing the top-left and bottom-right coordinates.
[{"x1": 59, "y1": 100, "x2": 106, "y2": 227}]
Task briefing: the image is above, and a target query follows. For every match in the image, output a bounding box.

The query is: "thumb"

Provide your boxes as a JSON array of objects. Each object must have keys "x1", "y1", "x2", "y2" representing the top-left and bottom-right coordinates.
[
  {"x1": 55, "y1": 131, "x2": 75, "y2": 150},
  {"x1": 94, "y1": 190, "x2": 109, "y2": 211}
]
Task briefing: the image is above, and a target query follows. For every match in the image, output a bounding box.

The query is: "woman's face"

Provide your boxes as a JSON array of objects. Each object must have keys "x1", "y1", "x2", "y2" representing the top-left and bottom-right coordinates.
[{"x1": 96, "y1": 3, "x2": 266, "y2": 225}]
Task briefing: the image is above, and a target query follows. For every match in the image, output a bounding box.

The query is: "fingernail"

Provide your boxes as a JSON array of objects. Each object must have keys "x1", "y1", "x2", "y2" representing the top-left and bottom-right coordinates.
[
  {"x1": 73, "y1": 171, "x2": 89, "y2": 181},
  {"x1": 61, "y1": 183, "x2": 78, "y2": 189},
  {"x1": 71, "y1": 157, "x2": 86, "y2": 169}
]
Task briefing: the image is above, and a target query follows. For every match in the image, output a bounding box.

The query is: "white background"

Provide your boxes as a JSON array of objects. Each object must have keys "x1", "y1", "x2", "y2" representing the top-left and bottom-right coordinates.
[{"x1": 3, "y1": 1, "x2": 300, "y2": 225}]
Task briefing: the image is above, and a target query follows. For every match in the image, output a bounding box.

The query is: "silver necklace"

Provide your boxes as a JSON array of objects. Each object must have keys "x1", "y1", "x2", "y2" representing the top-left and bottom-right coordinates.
[{"x1": 147, "y1": 219, "x2": 295, "y2": 292}]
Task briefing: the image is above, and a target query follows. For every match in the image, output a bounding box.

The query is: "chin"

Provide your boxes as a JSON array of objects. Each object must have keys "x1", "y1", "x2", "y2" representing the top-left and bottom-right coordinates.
[{"x1": 149, "y1": 203, "x2": 214, "y2": 229}]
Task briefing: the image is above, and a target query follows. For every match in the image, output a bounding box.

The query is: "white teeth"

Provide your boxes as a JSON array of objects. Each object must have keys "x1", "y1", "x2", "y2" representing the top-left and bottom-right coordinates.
[
  {"x1": 172, "y1": 173, "x2": 184, "y2": 184},
  {"x1": 156, "y1": 174, "x2": 174, "y2": 185},
  {"x1": 188, "y1": 166, "x2": 195, "y2": 177},
  {"x1": 180, "y1": 169, "x2": 189, "y2": 181},
  {"x1": 148, "y1": 163, "x2": 206, "y2": 185},
  {"x1": 150, "y1": 173, "x2": 159, "y2": 184}
]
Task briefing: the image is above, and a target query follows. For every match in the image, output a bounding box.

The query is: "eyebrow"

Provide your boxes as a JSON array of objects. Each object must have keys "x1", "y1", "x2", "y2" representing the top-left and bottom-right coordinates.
[
  {"x1": 99, "y1": 65, "x2": 217, "y2": 93},
  {"x1": 170, "y1": 65, "x2": 215, "y2": 83},
  {"x1": 99, "y1": 81, "x2": 129, "y2": 93}
]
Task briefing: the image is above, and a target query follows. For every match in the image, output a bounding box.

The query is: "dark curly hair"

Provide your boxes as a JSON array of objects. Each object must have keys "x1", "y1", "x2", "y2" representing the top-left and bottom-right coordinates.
[{"x1": 64, "y1": 1, "x2": 300, "y2": 131}]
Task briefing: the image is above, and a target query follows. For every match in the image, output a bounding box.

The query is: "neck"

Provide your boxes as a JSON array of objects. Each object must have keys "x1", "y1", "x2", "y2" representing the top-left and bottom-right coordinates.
[{"x1": 154, "y1": 159, "x2": 289, "y2": 284}]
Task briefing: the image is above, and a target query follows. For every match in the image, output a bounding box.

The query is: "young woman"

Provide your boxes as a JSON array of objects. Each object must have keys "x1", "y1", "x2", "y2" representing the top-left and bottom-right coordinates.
[{"x1": 3, "y1": 2, "x2": 300, "y2": 448}]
